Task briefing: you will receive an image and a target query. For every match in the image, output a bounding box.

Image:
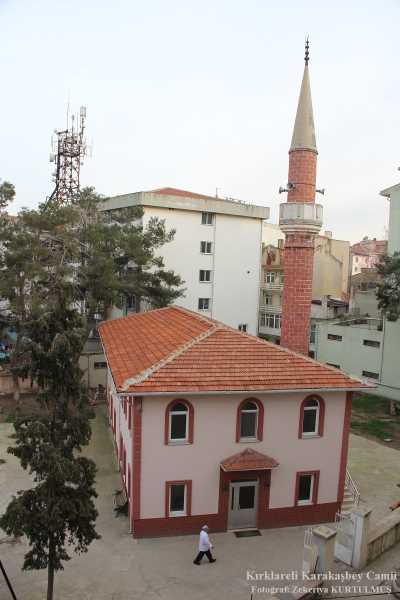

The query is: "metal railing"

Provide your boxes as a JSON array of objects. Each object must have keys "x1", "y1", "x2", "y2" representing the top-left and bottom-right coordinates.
[{"x1": 345, "y1": 468, "x2": 361, "y2": 506}]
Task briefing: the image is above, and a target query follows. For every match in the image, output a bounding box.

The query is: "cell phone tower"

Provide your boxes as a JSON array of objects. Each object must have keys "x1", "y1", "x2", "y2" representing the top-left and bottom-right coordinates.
[{"x1": 49, "y1": 106, "x2": 88, "y2": 204}]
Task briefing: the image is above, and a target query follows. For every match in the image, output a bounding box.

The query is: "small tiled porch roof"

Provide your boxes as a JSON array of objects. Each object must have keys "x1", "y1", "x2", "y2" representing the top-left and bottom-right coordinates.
[{"x1": 220, "y1": 448, "x2": 279, "y2": 472}]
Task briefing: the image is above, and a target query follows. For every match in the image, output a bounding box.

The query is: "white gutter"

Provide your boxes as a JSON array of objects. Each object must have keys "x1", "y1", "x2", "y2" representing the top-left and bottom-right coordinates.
[{"x1": 118, "y1": 386, "x2": 373, "y2": 398}]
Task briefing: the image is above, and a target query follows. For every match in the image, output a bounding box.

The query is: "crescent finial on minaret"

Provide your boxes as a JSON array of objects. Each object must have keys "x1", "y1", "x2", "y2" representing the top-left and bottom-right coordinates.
[{"x1": 305, "y1": 36, "x2": 310, "y2": 65}]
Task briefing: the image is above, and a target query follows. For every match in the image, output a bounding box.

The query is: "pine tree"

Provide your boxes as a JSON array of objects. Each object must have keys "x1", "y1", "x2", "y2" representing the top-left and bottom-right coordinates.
[
  {"x1": 0, "y1": 189, "x2": 183, "y2": 598},
  {"x1": 376, "y1": 252, "x2": 400, "y2": 321}
]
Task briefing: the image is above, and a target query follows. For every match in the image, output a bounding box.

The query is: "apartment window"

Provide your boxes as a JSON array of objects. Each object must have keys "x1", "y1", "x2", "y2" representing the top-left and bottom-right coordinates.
[
  {"x1": 299, "y1": 396, "x2": 325, "y2": 438},
  {"x1": 94, "y1": 361, "x2": 107, "y2": 370},
  {"x1": 201, "y1": 212, "x2": 214, "y2": 225},
  {"x1": 295, "y1": 472, "x2": 319, "y2": 506},
  {"x1": 200, "y1": 241, "x2": 213, "y2": 254},
  {"x1": 362, "y1": 370, "x2": 379, "y2": 380},
  {"x1": 363, "y1": 340, "x2": 380, "y2": 348},
  {"x1": 199, "y1": 269, "x2": 212, "y2": 282},
  {"x1": 259, "y1": 313, "x2": 281, "y2": 329},
  {"x1": 166, "y1": 481, "x2": 192, "y2": 517},
  {"x1": 198, "y1": 298, "x2": 210, "y2": 311},
  {"x1": 263, "y1": 293, "x2": 272, "y2": 305},
  {"x1": 265, "y1": 271, "x2": 275, "y2": 284},
  {"x1": 165, "y1": 400, "x2": 194, "y2": 444},
  {"x1": 310, "y1": 323, "x2": 316, "y2": 344},
  {"x1": 327, "y1": 333, "x2": 342, "y2": 341},
  {"x1": 236, "y1": 398, "x2": 264, "y2": 442},
  {"x1": 238, "y1": 324, "x2": 248, "y2": 332}
]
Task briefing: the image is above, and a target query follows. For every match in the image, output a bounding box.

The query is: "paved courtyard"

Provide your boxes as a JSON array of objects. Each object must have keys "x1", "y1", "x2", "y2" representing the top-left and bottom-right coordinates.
[{"x1": 1, "y1": 410, "x2": 400, "y2": 600}]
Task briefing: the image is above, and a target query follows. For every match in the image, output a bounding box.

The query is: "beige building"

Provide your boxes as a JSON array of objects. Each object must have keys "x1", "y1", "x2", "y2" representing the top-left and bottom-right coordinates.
[
  {"x1": 259, "y1": 229, "x2": 350, "y2": 341},
  {"x1": 314, "y1": 177, "x2": 400, "y2": 401}
]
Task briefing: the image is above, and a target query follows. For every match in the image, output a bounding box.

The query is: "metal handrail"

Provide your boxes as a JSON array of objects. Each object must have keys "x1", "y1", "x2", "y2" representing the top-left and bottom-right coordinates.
[{"x1": 345, "y1": 468, "x2": 360, "y2": 505}]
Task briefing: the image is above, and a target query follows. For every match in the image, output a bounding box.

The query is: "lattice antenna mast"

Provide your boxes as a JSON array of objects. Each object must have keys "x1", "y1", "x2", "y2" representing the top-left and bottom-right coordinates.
[{"x1": 49, "y1": 106, "x2": 87, "y2": 204}]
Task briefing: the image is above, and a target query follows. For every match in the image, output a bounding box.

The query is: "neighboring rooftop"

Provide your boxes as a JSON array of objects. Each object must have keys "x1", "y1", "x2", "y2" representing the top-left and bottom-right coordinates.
[
  {"x1": 99, "y1": 306, "x2": 371, "y2": 395},
  {"x1": 99, "y1": 187, "x2": 270, "y2": 220}
]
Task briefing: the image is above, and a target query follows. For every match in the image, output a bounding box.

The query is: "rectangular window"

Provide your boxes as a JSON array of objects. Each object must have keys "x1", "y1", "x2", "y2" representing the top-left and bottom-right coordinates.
[
  {"x1": 200, "y1": 241, "x2": 212, "y2": 254},
  {"x1": 169, "y1": 411, "x2": 188, "y2": 442},
  {"x1": 362, "y1": 370, "x2": 379, "y2": 380},
  {"x1": 259, "y1": 312, "x2": 281, "y2": 329},
  {"x1": 263, "y1": 292, "x2": 271, "y2": 305},
  {"x1": 169, "y1": 483, "x2": 186, "y2": 516},
  {"x1": 265, "y1": 271, "x2": 275, "y2": 284},
  {"x1": 94, "y1": 361, "x2": 107, "y2": 369},
  {"x1": 310, "y1": 323, "x2": 316, "y2": 344},
  {"x1": 240, "y1": 412, "x2": 257, "y2": 438},
  {"x1": 297, "y1": 474, "x2": 314, "y2": 504},
  {"x1": 238, "y1": 324, "x2": 248, "y2": 332},
  {"x1": 303, "y1": 409, "x2": 317, "y2": 434},
  {"x1": 201, "y1": 212, "x2": 214, "y2": 225},
  {"x1": 198, "y1": 298, "x2": 210, "y2": 311},
  {"x1": 327, "y1": 334, "x2": 342, "y2": 341},
  {"x1": 363, "y1": 340, "x2": 380, "y2": 348},
  {"x1": 199, "y1": 269, "x2": 212, "y2": 282}
]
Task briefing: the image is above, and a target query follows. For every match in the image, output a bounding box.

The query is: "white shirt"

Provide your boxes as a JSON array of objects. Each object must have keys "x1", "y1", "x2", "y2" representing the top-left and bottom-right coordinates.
[{"x1": 199, "y1": 530, "x2": 211, "y2": 551}]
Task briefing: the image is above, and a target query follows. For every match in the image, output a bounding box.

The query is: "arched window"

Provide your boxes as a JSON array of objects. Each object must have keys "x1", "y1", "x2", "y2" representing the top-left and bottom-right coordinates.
[
  {"x1": 165, "y1": 400, "x2": 194, "y2": 444},
  {"x1": 299, "y1": 396, "x2": 325, "y2": 438},
  {"x1": 236, "y1": 398, "x2": 264, "y2": 442}
]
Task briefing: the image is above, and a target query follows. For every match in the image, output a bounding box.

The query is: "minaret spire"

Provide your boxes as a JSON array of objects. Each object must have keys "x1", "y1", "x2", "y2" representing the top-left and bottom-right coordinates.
[
  {"x1": 279, "y1": 39, "x2": 323, "y2": 355},
  {"x1": 290, "y1": 38, "x2": 317, "y2": 154}
]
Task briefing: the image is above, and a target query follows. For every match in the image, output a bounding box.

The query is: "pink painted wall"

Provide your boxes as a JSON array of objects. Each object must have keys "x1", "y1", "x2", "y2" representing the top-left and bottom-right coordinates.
[{"x1": 139, "y1": 392, "x2": 347, "y2": 519}]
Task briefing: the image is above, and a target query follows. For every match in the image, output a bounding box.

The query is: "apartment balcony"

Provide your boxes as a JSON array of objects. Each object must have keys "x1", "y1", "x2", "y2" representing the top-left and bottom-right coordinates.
[
  {"x1": 279, "y1": 202, "x2": 323, "y2": 234},
  {"x1": 261, "y1": 281, "x2": 284, "y2": 291},
  {"x1": 259, "y1": 304, "x2": 282, "y2": 314}
]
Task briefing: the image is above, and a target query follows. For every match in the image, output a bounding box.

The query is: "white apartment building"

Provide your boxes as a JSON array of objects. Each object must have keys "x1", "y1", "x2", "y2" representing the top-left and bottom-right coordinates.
[{"x1": 101, "y1": 187, "x2": 269, "y2": 335}]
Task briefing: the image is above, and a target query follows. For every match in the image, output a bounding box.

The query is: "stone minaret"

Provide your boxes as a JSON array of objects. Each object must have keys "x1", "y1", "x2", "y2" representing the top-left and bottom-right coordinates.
[{"x1": 279, "y1": 40, "x2": 323, "y2": 355}]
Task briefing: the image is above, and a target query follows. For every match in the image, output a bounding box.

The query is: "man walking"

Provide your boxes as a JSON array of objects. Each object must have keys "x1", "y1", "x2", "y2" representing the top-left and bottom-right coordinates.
[{"x1": 193, "y1": 525, "x2": 216, "y2": 565}]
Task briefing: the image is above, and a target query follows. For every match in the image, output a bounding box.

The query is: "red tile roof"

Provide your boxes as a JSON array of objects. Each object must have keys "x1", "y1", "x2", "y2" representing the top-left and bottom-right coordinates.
[
  {"x1": 98, "y1": 306, "x2": 371, "y2": 394},
  {"x1": 221, "y1": 448, "x2": 279, "y2": 472},
  {"x1": 148, "y1": 187, "x2": 219, "y2": 201}
]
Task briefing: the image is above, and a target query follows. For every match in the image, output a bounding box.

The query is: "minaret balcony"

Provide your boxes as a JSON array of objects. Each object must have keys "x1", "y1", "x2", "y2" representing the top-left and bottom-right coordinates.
[{"x1": 279, "y1": 202, "x2": 323, "y2": 234}]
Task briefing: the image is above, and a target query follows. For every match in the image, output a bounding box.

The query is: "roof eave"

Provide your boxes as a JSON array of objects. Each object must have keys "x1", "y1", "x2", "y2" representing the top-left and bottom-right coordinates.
[{"x1": 118, "y1": 385, "x2": 373, "y2": 397}]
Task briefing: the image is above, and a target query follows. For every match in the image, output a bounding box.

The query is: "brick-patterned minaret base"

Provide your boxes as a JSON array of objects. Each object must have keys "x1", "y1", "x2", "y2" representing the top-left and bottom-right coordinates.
[{"x1": 280, "y1": 232, "x2": 315, "y2": 355}]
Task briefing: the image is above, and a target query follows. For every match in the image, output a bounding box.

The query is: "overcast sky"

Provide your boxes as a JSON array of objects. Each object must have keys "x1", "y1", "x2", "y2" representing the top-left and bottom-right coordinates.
[{"x1": 1, "y1": 0, "x2": 399, "y2": 242}]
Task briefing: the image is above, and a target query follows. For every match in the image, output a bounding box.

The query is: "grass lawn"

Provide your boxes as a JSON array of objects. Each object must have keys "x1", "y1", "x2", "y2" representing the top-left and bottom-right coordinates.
[{"x1": 351, "y1": 393, "x2": 400, "y2": 447}]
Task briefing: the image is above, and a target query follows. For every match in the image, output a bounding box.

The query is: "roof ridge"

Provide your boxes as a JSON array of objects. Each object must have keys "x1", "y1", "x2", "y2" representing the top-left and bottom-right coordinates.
[{"x1": 121, "y1": 320, "x2": 220, "y2": 390}]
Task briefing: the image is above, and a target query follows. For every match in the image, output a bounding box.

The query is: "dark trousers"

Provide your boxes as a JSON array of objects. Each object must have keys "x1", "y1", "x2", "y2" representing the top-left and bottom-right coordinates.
[{"x1": 194, "y1": 549, "x2": 214, "y2": 563}]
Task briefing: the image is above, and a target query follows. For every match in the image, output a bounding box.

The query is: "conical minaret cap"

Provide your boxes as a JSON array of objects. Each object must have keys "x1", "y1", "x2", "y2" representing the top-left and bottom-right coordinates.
[{"x1": 290, "y1": 63, "x2": 317, "y2": 153}]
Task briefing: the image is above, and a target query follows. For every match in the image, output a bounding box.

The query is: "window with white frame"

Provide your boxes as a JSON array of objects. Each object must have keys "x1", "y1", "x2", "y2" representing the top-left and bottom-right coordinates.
[
  {"x1": 265, "y1": 271, "x2": 275, "y2": 284},
  {"x1": 259, "y1": 313, "x2": 281, "y2": 329},
  {"x1": 200, "y1": 241, "x2": 212, "y2": 254},
  {"x1": 238, "y1": 324, "x2": 248, "y2": 332},
  {"x1": 297, "y1": 474, "x2": 314, "y2": 505},
  {"x1": 199, "y1": 269, "x2": 212, "y2": 282},
  {"x1": 302, "y1": 398, "x2": 319, "y2": 435},
  {"x1": 169, "y1": 402, "x2": 189, "y2": 442},
  {"x1": 169, "y1": 483, "x2": 187, "y2": 516},
  {"x1": 198, "y1": 298, "x2": 210, "y2": 311},
  {"x1": 201, "y1": 212, "x2": 214, "y2": 225},
  {"x1": 239, "y1": 400, "x2": 259, "y2": 440}
]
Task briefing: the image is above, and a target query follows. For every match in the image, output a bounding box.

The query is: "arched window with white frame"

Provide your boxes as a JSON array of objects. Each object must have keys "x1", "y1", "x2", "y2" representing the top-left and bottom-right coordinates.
[
  {"x1": 236, "y1": 398, "x2": 264, "y2": 442},
  {"x1": 165, "y1": 400, "x2": 194, "y2": 445},
  {"x1": 299, "y1": 396, "x2": 325, "y2": 438}
]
